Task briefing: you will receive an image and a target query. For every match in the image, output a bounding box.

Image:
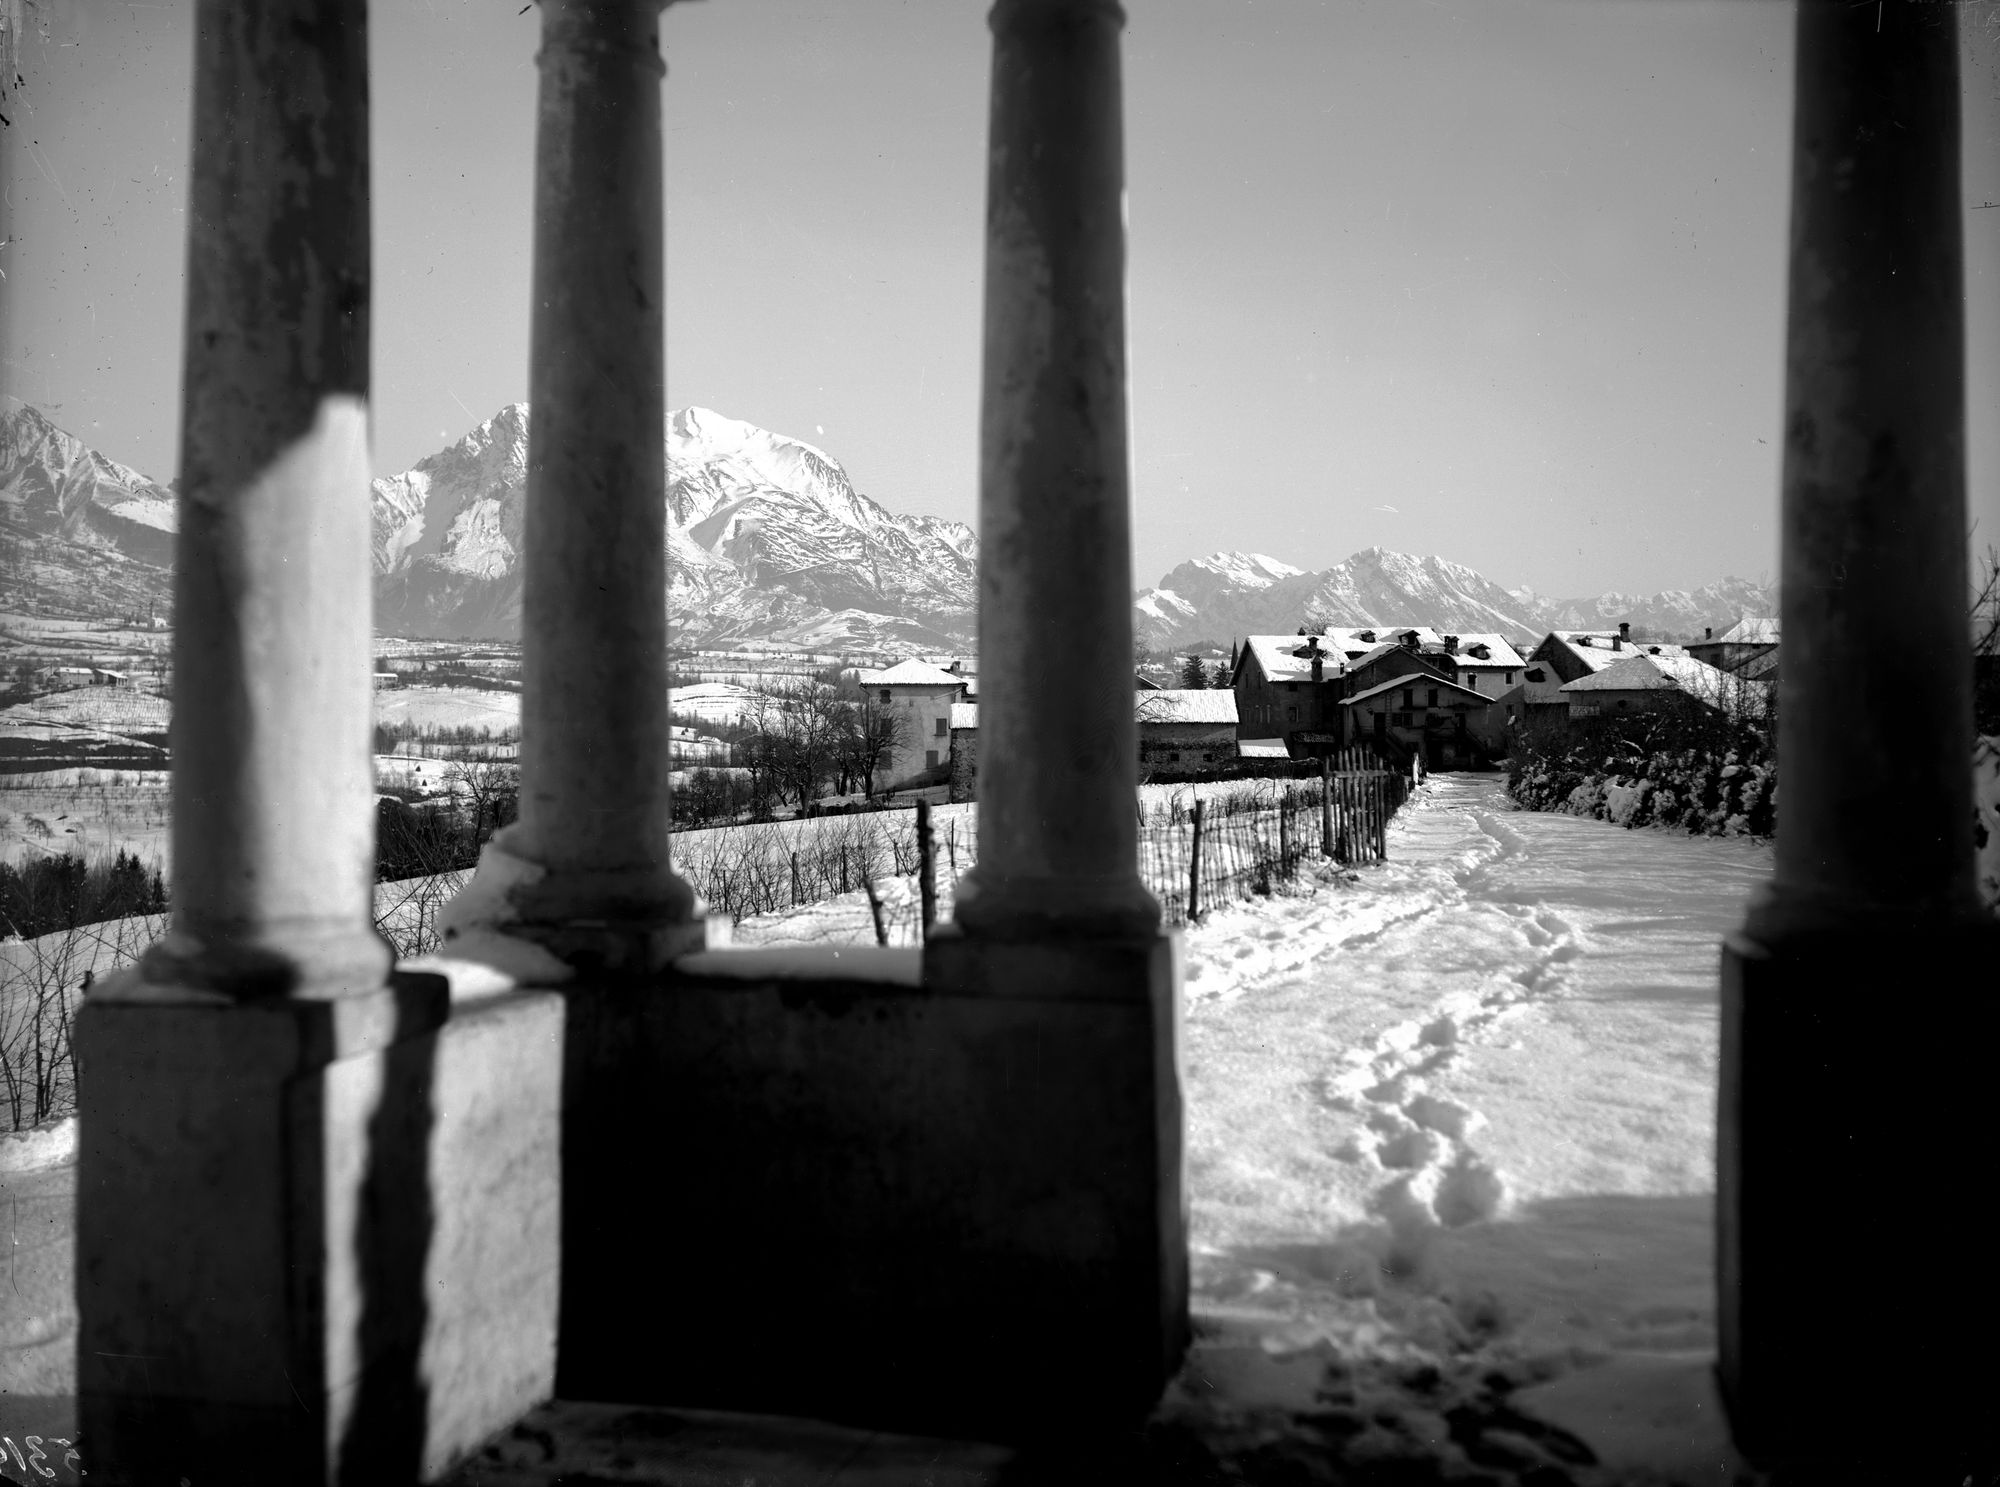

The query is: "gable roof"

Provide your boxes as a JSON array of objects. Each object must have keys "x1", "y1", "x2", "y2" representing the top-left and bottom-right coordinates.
[
  {"x1": 1560, "y1": 651, "x2": 1762, "y2": 710},
  {"x1": 858, "y1": 660, "x2": 966, "y2": 688},
  {"x1": 1238, "y1": 634, "x2": 1350, "y2": 684},
  {"x1": 1340, "y1": 673, "x2": 1491, "y2": 707},
  {"x1": 1446, "y1": 634, "x2": 1528, "y2": 669},
  {"x1": 1541, "y1": 632, "x2": 1691, "y2": 675},
  {"x1": 1718, "y1": 616, "x2": 1780, "y2": 645}
]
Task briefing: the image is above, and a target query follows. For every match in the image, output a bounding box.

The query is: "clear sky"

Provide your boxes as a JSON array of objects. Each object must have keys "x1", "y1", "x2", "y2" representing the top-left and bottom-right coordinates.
[{"x1": 4, "y1": 0, "x2": 1998, "y2": 600}]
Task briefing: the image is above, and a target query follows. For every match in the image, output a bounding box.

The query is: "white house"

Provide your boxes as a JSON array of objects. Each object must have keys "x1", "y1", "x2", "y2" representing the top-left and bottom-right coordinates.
[{"x1": 857, "y1": 659, "x2": 970, "y2": 786}]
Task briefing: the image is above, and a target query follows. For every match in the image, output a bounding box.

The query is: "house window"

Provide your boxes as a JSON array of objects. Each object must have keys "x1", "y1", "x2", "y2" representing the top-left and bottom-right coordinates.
[
  {"x1": 926, "y1": 748, "x2": 939, "y2": 768},
  {"x1": 1373, "y1": 713, "x2": 1386, "y2": 736},
  {"x1": 1169, "y1": 751, "x2": 1182, "y2": 762},
  {"x1": 1427, "y1": 688, "x2": 1439, "y2": 707},
  {"x1": 1402, "y1": 688, "x2": 1414, "y2": 709},
  {"x1": 935, "y1": 716, "x2": 947, "y2": 736},
  {"x1": 1505, "y1": 672, "x2": 1515, "y2": 684},
  {"x1": 880, "y1": 689, "x2": 891, "y2": 704},
  {"x1": 1393, "y1": 712, "x2": 1413, "y2": 727},
  {"x1": 1287, "y1": 706, "x2": 1297, "y2": 722}
]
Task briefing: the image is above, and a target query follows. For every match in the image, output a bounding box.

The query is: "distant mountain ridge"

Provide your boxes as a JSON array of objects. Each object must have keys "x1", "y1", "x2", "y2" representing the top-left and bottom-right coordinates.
[
  {"x1": 0, "y1": 403, "x2": 1775, "y2": 653},
  {"x1": 1134, "y1": 547, "x2": 1776, "y2": 650}
]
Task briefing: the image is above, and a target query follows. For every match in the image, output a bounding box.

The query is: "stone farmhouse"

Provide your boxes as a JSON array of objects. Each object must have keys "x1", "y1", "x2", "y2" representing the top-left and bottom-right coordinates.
[
  {"x1": 1338, "y1": 672, "x2": 1497, "y2": 770},
  {"x1": 856, "y1": 658, "x2": 971, "y2": 787}
]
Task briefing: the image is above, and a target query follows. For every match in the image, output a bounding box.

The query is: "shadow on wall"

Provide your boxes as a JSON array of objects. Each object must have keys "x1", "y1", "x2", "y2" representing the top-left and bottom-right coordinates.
[{"x1": 335, "y1": 974, "x2": 440, "y2": 1482}]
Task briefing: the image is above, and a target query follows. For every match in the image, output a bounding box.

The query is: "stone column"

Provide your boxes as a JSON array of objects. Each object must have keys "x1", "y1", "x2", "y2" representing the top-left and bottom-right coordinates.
[
  {"x1": 77, "y1": 2, "x2": 468, "y2": 1478},
  {"x1": 140, "y1": 0, "x2": 385, "y2": 1001},
  {"x1": 950, "y1": 0, "x2": 1160, "y2": 941},
  {"x1": 1719, "y1": 1, "x2": 1998, "y2": 1471},
  {"x1": 476, "y1": 0, "x2": 702, "y2": 968},
  {"x1": 918, "y1": 0, "x2": 1187, "y2": 1424}
]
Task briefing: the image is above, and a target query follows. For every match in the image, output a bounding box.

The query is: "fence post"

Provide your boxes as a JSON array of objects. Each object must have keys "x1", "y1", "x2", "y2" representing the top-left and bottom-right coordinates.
[
  {"x1": 790, "y1": 849, "x2": 801, "y2": 906},
  {"x1": 1320, "y1": 756, "x2": 1333, "y2": 857},
  {"x1": 1188, "y1": 798, "x2": 1204, "y2": 922},
  {"x1": 1278, "y1": 797, "x2": 1290, "y2": 880},
  {"x1": 916, "y1": 798, "x2": 937, "y2": 940}
]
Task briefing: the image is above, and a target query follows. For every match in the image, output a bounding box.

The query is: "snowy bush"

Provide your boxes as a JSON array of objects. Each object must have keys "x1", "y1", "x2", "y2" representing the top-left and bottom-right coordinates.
[{"x1": 1507, "y1": 706, "x2": 1777, "y2": 839}]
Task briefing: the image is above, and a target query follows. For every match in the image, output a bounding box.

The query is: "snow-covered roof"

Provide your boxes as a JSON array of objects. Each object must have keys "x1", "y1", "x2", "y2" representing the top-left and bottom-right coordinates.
[
  {"x1": 858, "y1": 660, "x2": 966, "y2": 688},
  {"x1": 1238, "y1": 633, "x2": 1371, "y2": 683},
  {"x1": 1717, "y1": 616, "x2": 1779, "y2": 644},
  {"x1": 1136, "y1": 689, "x2": 1239, "y2": 725},
  {"x1": 1237, "y1": 738, "x2": 1291, "y2": 759},
  {"x1": 1341, "y1": 674, "x2": 1491, "y2": 707},
  {"x1": 1543, "y1": 633, "x2": 1690, "y2": 675},
  {"x1": 1562, "y1": 651, "x2": 1775, "y2": 717},
  {"x1": 1561, "y1": 652, "x2": 1736, "y2": 695},
  {"x1": 1321, "y1": 626, "x2": 1441, "y2": 661},
  {"x1": 949, "y1": 702, "x2": 979, "y2": 729},
  {"x1": 1447, "y1": 634, "x2": 1528, "y2": 669}
]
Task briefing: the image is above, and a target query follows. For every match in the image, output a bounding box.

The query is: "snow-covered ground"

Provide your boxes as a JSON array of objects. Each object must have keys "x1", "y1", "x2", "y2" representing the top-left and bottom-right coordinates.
[
  {"x1": 719, "y1": 773, "x2": 1773, "y2": 1476},
  {"x1": 1166, "y1": 773, "x2": 1772, "y2": 1479}
]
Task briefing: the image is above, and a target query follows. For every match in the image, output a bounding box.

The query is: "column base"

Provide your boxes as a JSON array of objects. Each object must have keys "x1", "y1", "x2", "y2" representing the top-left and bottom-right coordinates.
[
  {"x1": 1719, "y1": 919, "x2": 2000, "y2": 1479},
  {"x1": 949, "y1": 866, "x2": 1161, "y2": 942},
  {"x1": 77, "y1": 968, "x2": 562, "y2": 1484},
  {"x1": 552, "y1": 930, "x2": 1188, "y2": 1442},
  {"x1": 444, "y1": 837, "x2": 708, "y2": 975},
  {"x1": 140, "y1": 919, "x2": 393, "y2": 1001}
]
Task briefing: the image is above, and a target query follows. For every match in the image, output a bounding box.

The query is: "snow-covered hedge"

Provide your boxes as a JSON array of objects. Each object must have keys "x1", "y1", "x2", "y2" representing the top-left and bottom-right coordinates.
[{"x1": 1506, "y1": 709, "x2": 1777, "y2": 839}]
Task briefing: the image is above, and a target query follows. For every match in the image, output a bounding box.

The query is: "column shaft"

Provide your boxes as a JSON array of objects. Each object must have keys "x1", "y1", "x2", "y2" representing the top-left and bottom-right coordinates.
[
  {"x1": 953, "y1": 0, "x2": 1159, "y2": 941},
  {"x1": 1753, "y1": 0, "x2": 1975, "y2": 935},
  {"x1": 1720, "y1": 2, "x2": 1998, "y2": 1471},
  {"x1": 504, "y1": 0, "x2": 697, "y2": 945},
  {"x1": 144, "y1": 0, "x2": 386, "y2": 998}
]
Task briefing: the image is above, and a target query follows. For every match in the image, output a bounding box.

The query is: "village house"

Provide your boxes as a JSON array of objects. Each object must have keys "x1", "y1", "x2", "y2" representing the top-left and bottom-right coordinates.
[
  {"x1": 1687, "y1": 616, "x2": 1780, "y2": 680},
  {"x1": 949, "y1": 688, "x2": 1240, "y2": 799},
  {"x1": 1493, "y1": 665, "x2": 1568, "y2": 729},
  {"x1": 1339, "y1": 670, "x2": 1497, "y2": 769},
  {"x1": 1135, "y1": 688, "x2": 1240, "y2": 769},
  {"x1": 1559, "y1": 650, "x2": 1768, "y2": 720},
  {"x1": 1230, "y1": 632, "x2": 1360, "y2": 754},
  {"x1": 1528, "y1": 623, "x2": 1691, "y2": 684},
  {"x1": 857, "y1": 658, "x2": 971, "y2": 786},
  {"x1": 1439, "y1": 634, "x2": 1530, "y2": 698}
]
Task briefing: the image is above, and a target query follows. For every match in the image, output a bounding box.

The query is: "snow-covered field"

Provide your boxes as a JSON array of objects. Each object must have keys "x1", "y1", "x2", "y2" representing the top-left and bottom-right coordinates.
[{"x1": 373, "y1": 684, "x2": 522, "y2": 733}]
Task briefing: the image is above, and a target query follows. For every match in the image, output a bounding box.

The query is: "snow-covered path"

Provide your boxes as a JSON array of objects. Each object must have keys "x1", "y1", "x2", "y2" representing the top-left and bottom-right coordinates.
[{"x1": 1182, "y1": 772, "x2": 1773, "y2": 1369}]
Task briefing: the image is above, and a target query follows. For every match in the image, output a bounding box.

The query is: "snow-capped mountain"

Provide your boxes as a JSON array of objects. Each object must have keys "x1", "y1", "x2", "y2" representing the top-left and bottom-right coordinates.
[
  {"x1": 0, "y1": 402, "x2": 1778, "y2": 653},
  {"x1": 1, "y1": 404, "x2": 177, "y2": 567},
  {"x1": 372, "y1": 404, "x2": 978, "y2": 650},
  {"x1": 1134, "y1": 545, "x2": 1777, "y2": 650},
  {"x1": 1532, "y1": 577, "x2": 1779, "y2": 638},
  {"x1": 0, "y1": 404, "x2": 177, "y2": 618}
]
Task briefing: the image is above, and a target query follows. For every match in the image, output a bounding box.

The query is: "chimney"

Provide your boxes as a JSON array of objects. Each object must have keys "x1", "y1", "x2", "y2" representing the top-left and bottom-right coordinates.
[
  {"x1": 1402, "y1": 631, "x2": 1419, "y2": 651},
  {"x1": 1444, "y1": 635, "x2": 1459, "y2": 655},
  {"x1": 1612, "y1": 633, "x2": 1623, "y2": 651},
  {"x1": 1619, "y1": 621, "x2": 1631, "y2": 641},
  {"x1": 1311, "y1": 653, "x2": 1323, "y2": 683},
  {"x1": 1704, "y1": 626, "x2": 1714, "y2": 640}
]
